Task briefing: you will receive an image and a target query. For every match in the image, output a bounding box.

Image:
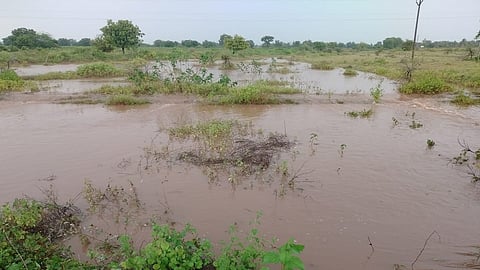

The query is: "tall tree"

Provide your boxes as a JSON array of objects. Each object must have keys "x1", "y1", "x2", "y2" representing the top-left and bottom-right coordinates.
[
  {"x1": 476, "y1": 30, "x2": 480, "y2": 40},
  {"x1": 3, "y1": 28, "x2": 57, "y2": 49},
  {"x1": 224, "y1": 35, "x2": 249, "y2": 54},
  {"x1": 261, "y1": 35, "x2": 274, "y2": 47},
  {"x1": 99, "y1": 20, "x2": 144, "y2": 54},
  {"x1": 219, "y1": 34, "x2": 232, "y2": 46}
]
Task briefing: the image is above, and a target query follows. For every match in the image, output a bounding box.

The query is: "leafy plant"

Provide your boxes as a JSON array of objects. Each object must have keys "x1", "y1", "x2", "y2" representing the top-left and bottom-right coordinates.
[
  {"x1": 214, "y1": 213, "x2": 268, "y2": 270},
  {"x1": 116, "y1": 224, "x2": 213, "y2": 270},
  {"x1": 370, "y1": 81, "x2": 384, "y2": 103},
  {"x1": 427, "y1": 139, "x2": 436, "y2": 149},
  {"x1": 262, "y1": 239, "x2": 305, "y2": 270},
  {"x1": 76, "y1": 62, "x2": 122, "y2": 77}
]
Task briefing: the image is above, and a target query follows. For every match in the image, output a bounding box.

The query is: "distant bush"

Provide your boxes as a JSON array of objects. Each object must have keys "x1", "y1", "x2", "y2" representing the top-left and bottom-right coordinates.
[
  {"x1": 0, "y1": 69, "x2": 20, "y2": 81},
  {"x1": 76, "y1": 63, "x2": 122, "y2": 77}
]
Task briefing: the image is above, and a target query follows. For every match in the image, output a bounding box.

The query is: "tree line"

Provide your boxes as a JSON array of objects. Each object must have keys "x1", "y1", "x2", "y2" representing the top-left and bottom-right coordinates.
[{"x1": 1, "y1": 21, "x2": 479, "y2": 53}]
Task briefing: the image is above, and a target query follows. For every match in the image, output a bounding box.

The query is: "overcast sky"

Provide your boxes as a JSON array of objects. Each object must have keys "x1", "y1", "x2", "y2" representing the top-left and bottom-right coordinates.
[{"x1": 0, "y1": 0, "x2": 479, "y2": 44}]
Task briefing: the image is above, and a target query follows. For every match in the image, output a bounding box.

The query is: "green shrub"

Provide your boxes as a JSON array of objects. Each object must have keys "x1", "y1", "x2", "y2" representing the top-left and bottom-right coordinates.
[
  {"x1": 76, "y1": 62, "x2": 122, "y2": 78},
  {"x1": 0, "y1": 69, "x2": 20, "y2": 81},
  {"x1": 451, "y1": 91, "x2": 480, "y2": 106},
  {"x1": 0, "y1": 199, "x2": 90, "y2": 269},
  {"x1": 105, "y1": 94, "x2": 149, "y2": 105},
  {"x1": 343, "y1": 68, "x2": 358, "y2": 76},
  {"x1": 116, "y1": 224, "x2": 213, "y2": 270},
  {"x1": 400, "y1": 73, "x2": 451, "y2": 94}
]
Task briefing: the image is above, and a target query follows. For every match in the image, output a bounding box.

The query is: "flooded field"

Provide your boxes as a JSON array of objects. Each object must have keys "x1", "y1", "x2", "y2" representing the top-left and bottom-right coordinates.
[{"x1": 1, "y1": 63, "x2": 480, "y2": 269}]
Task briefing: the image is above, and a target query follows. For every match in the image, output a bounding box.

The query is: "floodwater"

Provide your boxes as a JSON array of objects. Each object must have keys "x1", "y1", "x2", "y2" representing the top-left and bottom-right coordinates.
[{"x1": 1, "y1": 63, "x2": 480, "y2": 269}]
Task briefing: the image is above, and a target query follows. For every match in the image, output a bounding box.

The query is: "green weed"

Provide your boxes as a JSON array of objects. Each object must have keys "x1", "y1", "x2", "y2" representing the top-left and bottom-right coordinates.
[
  {"x1": 370, "y1": 82, "x2": 384, "y2": 103},
  {"x1": 427, "y1": 139, "x2": 436, "y2": 149},
  {"x1": 343, "y1": 68, "x2": 358, "y2": 76},
  {"x1": 400, "y1": 72, "x2": 451, "y2": 94},
  {"x1": 105, "y1": 94, "x2": 149, "y2": 105},
  {"x1": 76, "y1": 62, "x2": 123, "y2": 78},
  {"x1": 451, "y1": 91, "x2": 480, "y2": 106},
  {"x1": 262, "y1": 239, "x2": 305, "y2": 270},
  {"x1": 115, "y1": 224, "x2": 213, "y2": 270},
  {"x1": 311, "y1": 61, "x2": 334, "y2": 70},
  {"x1": 346, "y1": 108, "x2": 373, "y2": 118}
]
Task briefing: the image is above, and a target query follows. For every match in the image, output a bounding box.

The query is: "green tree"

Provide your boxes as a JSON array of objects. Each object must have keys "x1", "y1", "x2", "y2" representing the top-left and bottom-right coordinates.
[
  {"x1": 382, "y1": 37, "x2": 403, "y2": 49},
  {"x1": 224, "y1": 34, "x2": 249, "y2": 54},
  {"x1": 261, "y1": 35, "x2": 274, "y2": 47},
  {"x1": 77, "y1": 38, "x2": 92, "y2": 46},
  {"x1": 99, "y1": 19, "x2": 144, "y2": 54},
  {"x1": 219, "y1": 34, "x2": 232, "y2": 46},
  {"x1": 476, "y1": 30, "x2": 480, "y2": 40},
  {"x1": 2, "y1": 28, "x2": 57, "y2": 49}
]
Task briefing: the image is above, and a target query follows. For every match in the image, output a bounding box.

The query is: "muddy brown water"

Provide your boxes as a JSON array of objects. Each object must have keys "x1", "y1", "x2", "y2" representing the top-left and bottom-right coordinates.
[
  {"x1": 1, "y1": 62, "x2": 480, "y2": 269},
  {"x1": 1, "y1": 98, "x2": 480, "y2": 269}
]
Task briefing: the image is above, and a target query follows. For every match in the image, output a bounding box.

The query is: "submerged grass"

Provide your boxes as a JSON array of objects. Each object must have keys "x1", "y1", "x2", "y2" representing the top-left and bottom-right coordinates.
[
  {"x1": 105, "y1": 94, "x2": 149, "y2": 105},
  {"x1": 451, "y1": 91, "x2": 480, "y2": 106},
  {"x1": 346, "y1": 108, "x2": 373, "y2": 118}
]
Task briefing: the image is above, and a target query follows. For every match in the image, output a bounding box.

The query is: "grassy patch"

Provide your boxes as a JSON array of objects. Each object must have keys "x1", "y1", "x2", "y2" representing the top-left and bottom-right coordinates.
[
  {"x1": 343, "y1": 68, "x2": 358, "y2": 76},
  {"x1": 451, "y1": 91, "x2": 480, "y2": 106},
  {"x1": 168, "y1": 119, "x2": 235, "y2": 140},
  {"x1": 311, "y1": 61, "x2": 334, "y2": 70},
  {"x1": 76, "y1": 62, "x2": 123, "y2": 78},
  {"x1": 399, "y1": 72, "x2": 451, "y2": 94},
  {"x1": 0, "y1": 69, "x2": 38, "y2": 92},
  {"x1": 105, "y1": 94, "x2": 149, "y2": 105}
]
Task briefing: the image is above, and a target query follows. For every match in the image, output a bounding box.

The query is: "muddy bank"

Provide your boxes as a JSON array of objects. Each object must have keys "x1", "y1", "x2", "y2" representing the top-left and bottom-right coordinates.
[{"x1": 1, "y1": 101, "x2": 479, "y2": 269}]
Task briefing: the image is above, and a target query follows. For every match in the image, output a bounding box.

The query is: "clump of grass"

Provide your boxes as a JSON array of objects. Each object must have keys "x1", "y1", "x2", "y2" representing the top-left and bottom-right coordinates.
[
  {"x1": 346, "y1": 108, "x2": 373, "y2": 118},
  {"x1": 168, "y1": 119, "x2": 235, "y2": 140},
  {"x1": 311, "y1": 61, "x2": 334, "y2": 70},
  {"x1": 451, "y1": 91, "x2": 480, "y2": 106},
  {"x1": 400, "y1": 72, "x2": 451, "y2": 94},
  {"x1": 105, "y1": 94, "x2": 149, "y2": 105},
  {"x1": 211, "y1": 81, "x2": 299, "y2": 105},
  {"x1": 76, "y1": 62, "x2": 122, "y2": 78},
  {"x1": 92, "y1": 84, "x2": 134, "y2": 95},
  {"x1": 0, "y1": 69, "x2": 37, "y2": 92},
  {"x1": 343, "y1": 68, "x2": 358, "y2": 76}
]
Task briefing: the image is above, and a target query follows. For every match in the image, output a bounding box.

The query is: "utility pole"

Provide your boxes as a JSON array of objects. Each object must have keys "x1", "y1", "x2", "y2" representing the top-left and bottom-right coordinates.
[{"x1": 411, "y1": 0, "x2": 424, "y2": 62}]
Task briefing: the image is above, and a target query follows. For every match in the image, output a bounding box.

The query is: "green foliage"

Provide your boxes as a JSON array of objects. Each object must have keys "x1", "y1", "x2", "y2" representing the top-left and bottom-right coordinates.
[
  {"x1": 117, "y1": 224, "x2": 213, "y2": 270},
  {"x1": 343, "y1": 68, "x2": 358, "y2": 76},
  {"x1": 310, "y1": 61, "x2": 334, "y2": 70},
  {"x1": 261, "y1": 36, "x2": 275, "y2": 47},
  {"x1": 400, "y1": 72, "x2": 451, "y2": 94},
  {"x1": 427, "y1": 139, "x2": 436, "y2": 149},
  {"x1": 262, "y1": 239, "x2": 305, "y2": 270},
  {"x1": 3, "y1": 28, "x2": 57, "y2": 49},
  {"x1": 214, "y1": 213, "x2": 267, "y2": 270},
  {"x1": 0, "y1": 69, "x2": 20, "y2": 81},
  {"x1": 99, "y1": 20, "x2": 144, "y2": 54},
  {"x1": 370, "y1": 82, "x2": 384, "y2": 103},
  {"x1": 168, "y1": 119, "x2": 235, "y2": 140},
  {"x1": 451, "y1": 91, "x2": 480, "y2": 106},
  {"x1": 105, "y1": 94, "x2": 149, "y2": 105},
  {"x1": 224, "y1": 35, "x2": 250, "y2": 54},
  {"x1": 0, "y1": 199, "x2": 90, "y2": 270},
  {"x1": 76, "y1": 62, "x2": 122, "y2": 77},
  {"x1": 346, "y1": 108, "x2": 373, "y2": 118},
  {"x1": 0, "y1": 69, "x2": 29, "y2": 92}
]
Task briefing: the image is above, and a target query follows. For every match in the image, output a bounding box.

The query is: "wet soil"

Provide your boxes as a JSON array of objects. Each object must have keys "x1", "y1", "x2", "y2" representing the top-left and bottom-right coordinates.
[{"x1": 1, "y1": 63, "x2": 480, "y2": 269}]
